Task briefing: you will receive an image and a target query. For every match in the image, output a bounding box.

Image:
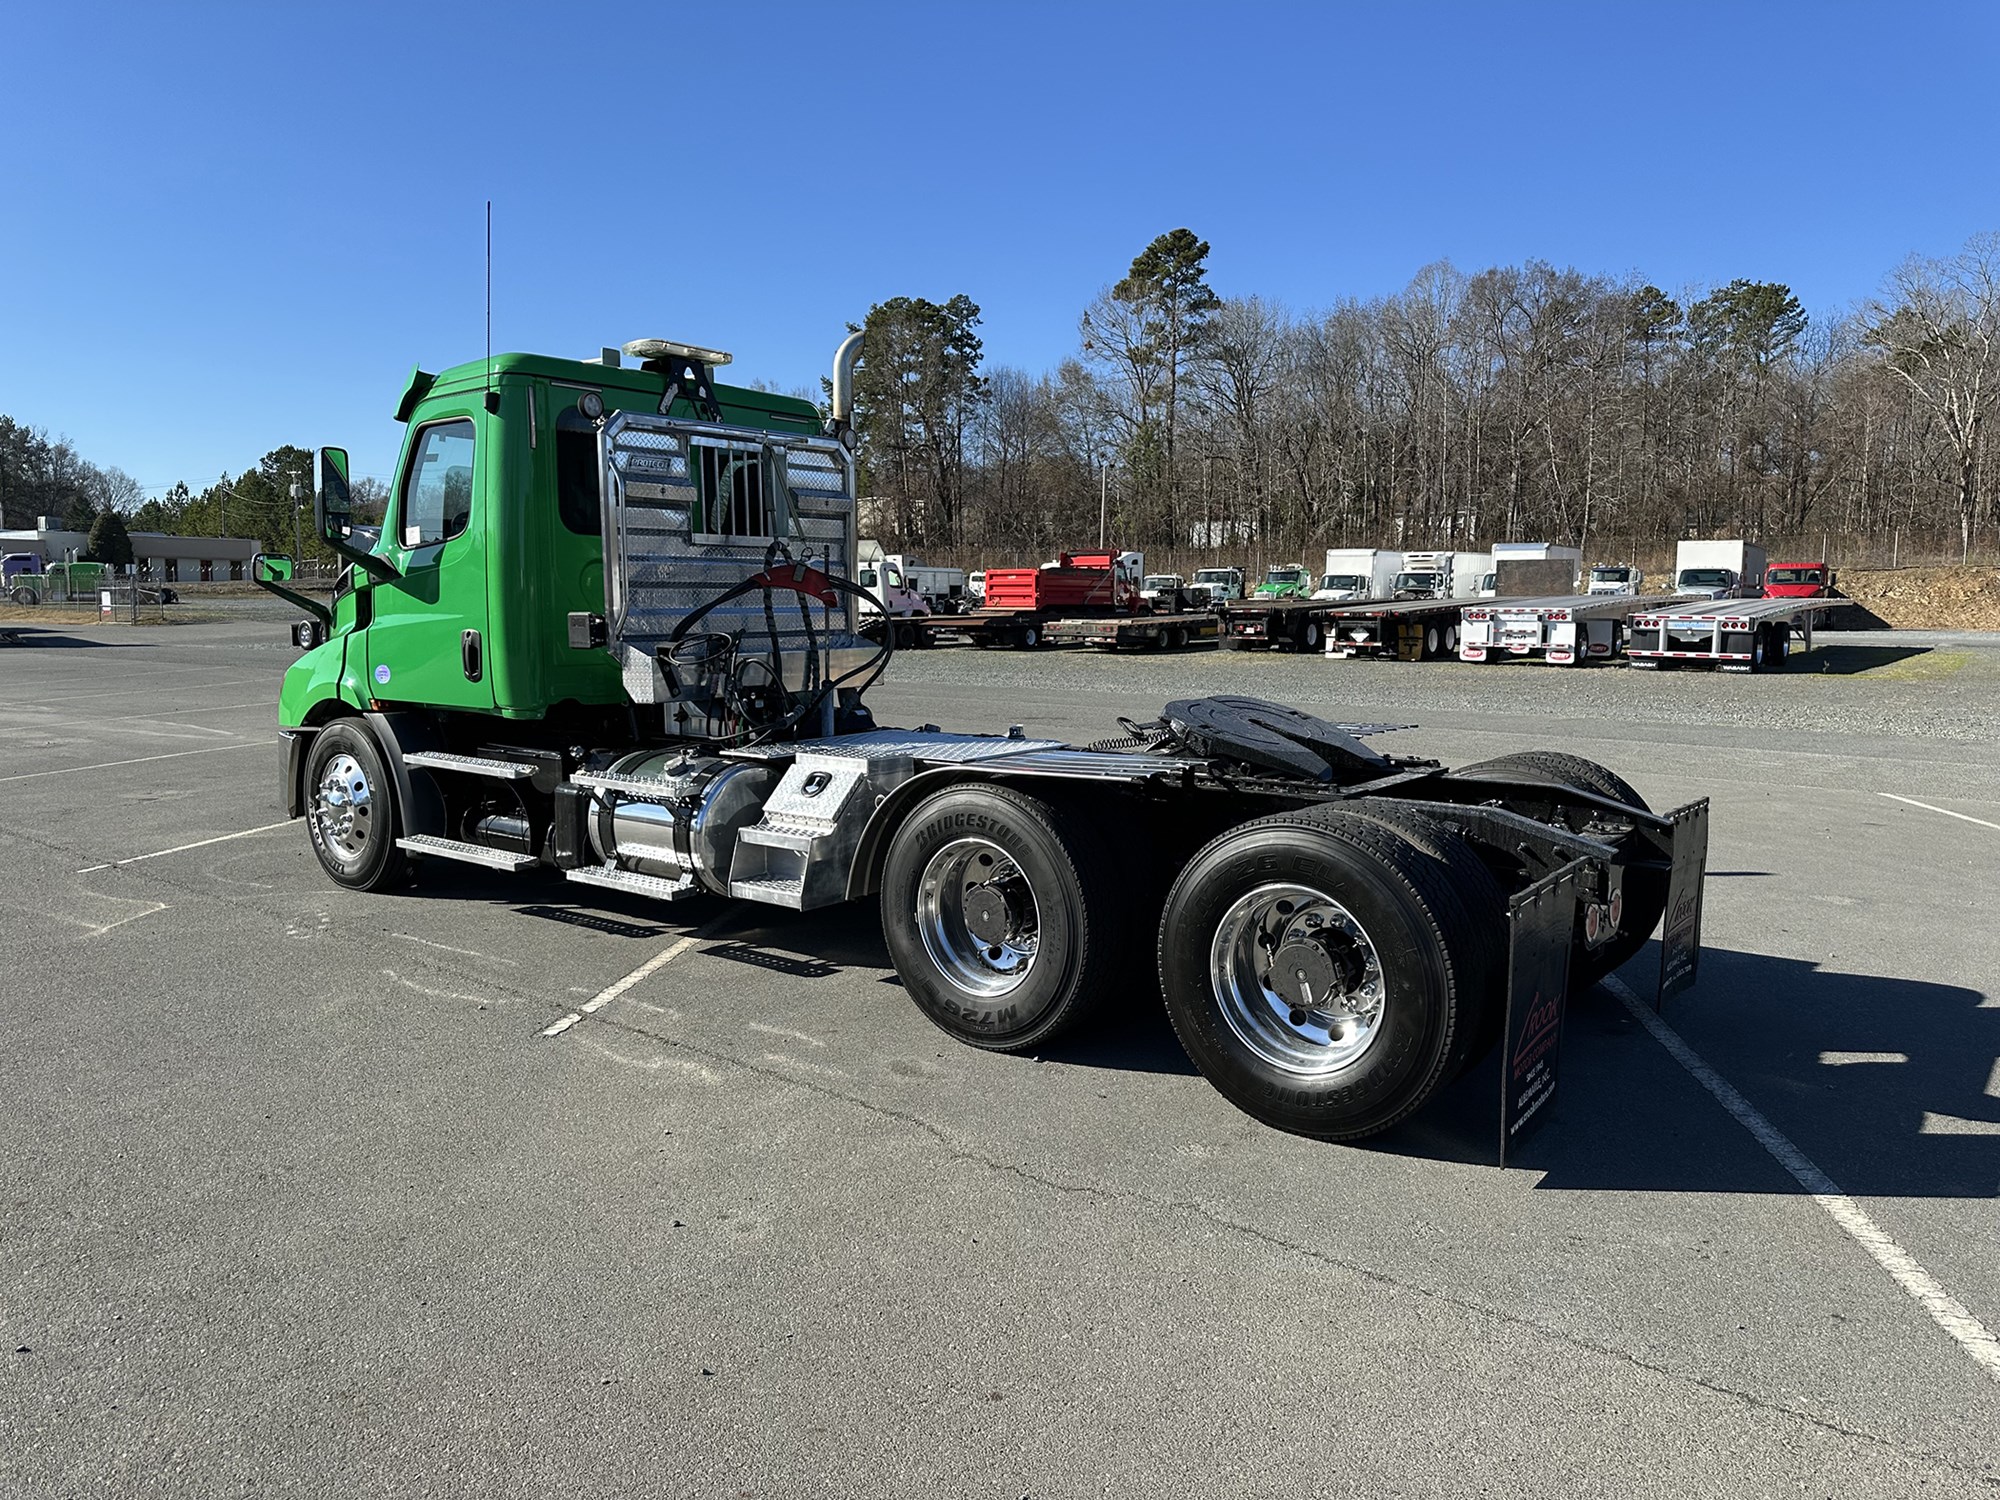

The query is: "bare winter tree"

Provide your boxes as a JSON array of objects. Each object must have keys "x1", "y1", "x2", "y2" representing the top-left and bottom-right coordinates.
[{"x1": 1865, "y1": 233, "x2": 2000, "y2": 561}]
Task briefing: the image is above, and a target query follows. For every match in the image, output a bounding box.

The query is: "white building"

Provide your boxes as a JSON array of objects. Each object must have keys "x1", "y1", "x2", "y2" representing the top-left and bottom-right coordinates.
[{"x1": 0, "y1": 516, "x2": 262, "y2": 582}]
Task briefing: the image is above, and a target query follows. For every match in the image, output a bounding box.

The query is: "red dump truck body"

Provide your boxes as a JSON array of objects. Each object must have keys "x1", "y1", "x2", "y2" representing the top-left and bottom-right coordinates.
[{"x1": 981, "y1": 552, "x2": 1140, "y2": 611}]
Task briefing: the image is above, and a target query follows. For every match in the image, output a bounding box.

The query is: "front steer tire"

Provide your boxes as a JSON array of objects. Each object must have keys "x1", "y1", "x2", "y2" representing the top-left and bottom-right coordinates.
[
  {"x1": 881, "y1": 784, "x2": 1125, "y2": 1053},
  {"x1": 303, "y1": 719, "x2": 408, "y2": 893},
  {"x1": 1158, "y1": 807, "x2": 1489, "y2": 1141}
]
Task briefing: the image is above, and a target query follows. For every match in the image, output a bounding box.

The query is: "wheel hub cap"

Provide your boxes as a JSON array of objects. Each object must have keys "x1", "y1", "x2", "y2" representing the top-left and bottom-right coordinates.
[
  {"x1": 916, "y1": 838, "x2": 1040, "y2": 999},
  {"x1": 1209, "y1": 883, "x2": 1386, "y2": 1076},
  {"x1": 314, "y1": 752, "x2": 374, "y2": 860}
]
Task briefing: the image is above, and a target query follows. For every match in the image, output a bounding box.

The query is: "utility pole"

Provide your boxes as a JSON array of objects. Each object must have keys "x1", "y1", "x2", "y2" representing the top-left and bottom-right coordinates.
[
  {"x1": 290, "y1": 475, "x2": 304, "y2": 564},
  {"x1": 1098, "y1": 457, "x2": 1109, "y2": 548}
]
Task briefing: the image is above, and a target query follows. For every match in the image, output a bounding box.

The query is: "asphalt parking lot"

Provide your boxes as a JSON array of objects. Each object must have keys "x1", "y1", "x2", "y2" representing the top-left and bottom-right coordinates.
[{"x1": 4, "y1": 617, "x2": 1998, "y2": 1497}]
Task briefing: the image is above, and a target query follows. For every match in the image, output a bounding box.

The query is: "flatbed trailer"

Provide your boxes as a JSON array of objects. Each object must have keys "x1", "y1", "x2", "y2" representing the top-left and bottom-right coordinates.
[
  {"x1": 1221, "y1": 596, "x2": 1391, "y2": 652},
  {"x1": 1046, "y1": 611, "x2": 1219, "y2": 650},
  {"x1": 1626, "y1": 596, "x2": 1847, "y2": 672},
  {"x1": 1321, "y1": 597, "x2": 1515, "y2": 661},
  {"x1": 1459, "y1": 593, "x2": 1696, "y2": 666},
  {"x1": 953, "y1": 606, "x2": 1121, "y2": 650}
]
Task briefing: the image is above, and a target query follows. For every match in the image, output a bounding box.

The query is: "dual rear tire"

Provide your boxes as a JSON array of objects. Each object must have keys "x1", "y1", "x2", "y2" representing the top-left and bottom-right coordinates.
[{"x1": 882, "y1": 787, "x2": 1505, "y2": 1141}]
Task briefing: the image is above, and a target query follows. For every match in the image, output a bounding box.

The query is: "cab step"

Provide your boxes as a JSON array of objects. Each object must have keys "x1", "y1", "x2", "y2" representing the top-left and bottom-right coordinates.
[
  {"x1": 395, "y1": 834, "x2": 539, "y2": 870},
  {"x1": 404, "y1": 751, "x2": 537, "y2": 780},
  {"x1": 564, "y1": 864, "x2": 696, "y2": 900},
  {"x1": 570, "y1": 769, "x2": 677, "y2": 797}
]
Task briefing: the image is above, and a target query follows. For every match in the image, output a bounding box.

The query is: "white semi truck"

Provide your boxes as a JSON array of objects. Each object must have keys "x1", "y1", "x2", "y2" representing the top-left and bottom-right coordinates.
[{"x1": 1585, "y1": 564, "x2": 1645, "y2": 596}]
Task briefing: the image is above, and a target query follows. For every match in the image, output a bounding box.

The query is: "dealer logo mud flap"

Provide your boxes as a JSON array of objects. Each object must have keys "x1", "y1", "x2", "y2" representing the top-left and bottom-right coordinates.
[
  {"x1": 1499, "y1": 861, "x2": 1582, "y2": 1166},
  {"x1": 1655, "y1": 799, "x2": 1710, "y2": 1009}
]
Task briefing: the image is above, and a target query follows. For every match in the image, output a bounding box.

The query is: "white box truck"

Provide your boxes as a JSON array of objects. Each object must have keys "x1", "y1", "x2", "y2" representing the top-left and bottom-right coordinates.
[
  {"x1": 1673, "y1": 540, "x2": 1766, "y2": 599},
  {"x1": 1313, "y1": 548, "x2": 1401, "y2": 601},
  {"x1": 1395, "y1": 550, "x2": 1492, "y2": 600}
]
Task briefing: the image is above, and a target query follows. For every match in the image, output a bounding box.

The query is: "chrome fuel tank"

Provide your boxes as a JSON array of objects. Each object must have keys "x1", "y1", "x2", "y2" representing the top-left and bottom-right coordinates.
[{"x1": 585, "y1": 751, "x2": 777, "y2": 895}]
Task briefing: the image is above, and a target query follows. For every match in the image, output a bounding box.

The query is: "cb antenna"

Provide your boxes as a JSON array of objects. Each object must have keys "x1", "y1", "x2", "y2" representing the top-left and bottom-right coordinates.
[{"x1": 483, "y1": 200, "x2": 499, "y2": 414}]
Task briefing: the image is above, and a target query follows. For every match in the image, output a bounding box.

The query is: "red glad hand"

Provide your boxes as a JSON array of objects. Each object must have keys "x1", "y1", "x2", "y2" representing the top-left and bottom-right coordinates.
[{"x1": 746, "y1": 563, "x2": 839, "y2": 607}]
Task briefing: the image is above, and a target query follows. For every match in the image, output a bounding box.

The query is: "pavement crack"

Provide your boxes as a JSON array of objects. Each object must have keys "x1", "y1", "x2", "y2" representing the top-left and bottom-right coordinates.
[{"x1": 592, "y1": 1010, "x2": 1994, "y2": 1481}]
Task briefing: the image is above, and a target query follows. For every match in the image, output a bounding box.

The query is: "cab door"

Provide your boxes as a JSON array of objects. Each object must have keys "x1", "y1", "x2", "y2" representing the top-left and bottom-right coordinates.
[{"x1": 365, "y1": 412, "x2": 494, "y2": 711}]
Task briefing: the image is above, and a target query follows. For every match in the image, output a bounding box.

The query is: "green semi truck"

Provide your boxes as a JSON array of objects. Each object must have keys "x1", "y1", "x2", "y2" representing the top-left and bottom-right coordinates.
[{"x1": 255, "y1": 333, "x2": 1709, "y2": 1143}]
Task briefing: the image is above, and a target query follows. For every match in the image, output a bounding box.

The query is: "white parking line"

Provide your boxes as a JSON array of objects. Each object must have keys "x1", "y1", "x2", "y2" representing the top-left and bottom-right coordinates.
[
  {"x1": 540, "y1": 915, "x2": 729, "y2": 1037},
  {"x1": 1877, "y1": 792, "x2": 2000, "y2": 832},
  {"x1": 1605, "y1": 975, "x2": 2000, "y2": 1385},
  {"x1": 76, "y1": 819, "x2": 296, "y2": 874},
  {"x1": 0, "y1": 741, "x2": 264, "y2": 783}
]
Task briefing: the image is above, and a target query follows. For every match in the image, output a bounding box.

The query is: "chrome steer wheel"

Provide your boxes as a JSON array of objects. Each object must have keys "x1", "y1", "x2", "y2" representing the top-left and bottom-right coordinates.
[
  {"x1": 1210, "y1": 882, "x2": 1385, "y2": 1076},
  {"x1": 314, "y1": 752, "x2": 376, "y2": 862},
  {"x1": 301, "y1": 721, "x2": 407, "y2": 892},
  {"x1": 916, "y1": 837, "x2": 1041, "y2": 998}
]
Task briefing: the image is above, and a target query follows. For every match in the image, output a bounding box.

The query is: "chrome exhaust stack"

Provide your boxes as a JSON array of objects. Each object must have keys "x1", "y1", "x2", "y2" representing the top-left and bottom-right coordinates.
[{"x1": 827, "y1": 330, "x2": 864, "y2": 446}]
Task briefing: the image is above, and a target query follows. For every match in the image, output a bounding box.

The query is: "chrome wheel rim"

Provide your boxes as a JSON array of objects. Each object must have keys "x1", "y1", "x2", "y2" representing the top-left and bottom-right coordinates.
[
  {"x1": 916, "y1": 837, "x2": 1040, "y2": 998},
  {"x1": 313, "y1": 752, "x2": 375, "y2": 861},
  {"x1": 1209, "y1": 882, "x2": 1386, "y2": 1076}
]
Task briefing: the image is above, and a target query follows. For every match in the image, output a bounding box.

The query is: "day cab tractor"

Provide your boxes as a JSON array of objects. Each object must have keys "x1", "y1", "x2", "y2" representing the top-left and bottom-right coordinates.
[
  {"x1": 254, "y1": 332, "x2": 1710, "y2": 1143},
  {"x1": 1253, "y1": 563, "x2": 1312, "y2": 599},
  {"x1": 1762, "y1": 561, "x2": 1837, "y2": 599}
]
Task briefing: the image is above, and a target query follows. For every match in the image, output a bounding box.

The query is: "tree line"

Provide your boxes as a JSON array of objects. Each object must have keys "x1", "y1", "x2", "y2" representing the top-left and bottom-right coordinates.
[
  {"x1": 0, "y1": 420, "x2": 384, "y2": 569},
  {"x1": 12, "y1": 229, "x2": 1996, "y2": 577},
  {"x1": 853, "y1": 230, "x2": 2000, "y2": 570}
]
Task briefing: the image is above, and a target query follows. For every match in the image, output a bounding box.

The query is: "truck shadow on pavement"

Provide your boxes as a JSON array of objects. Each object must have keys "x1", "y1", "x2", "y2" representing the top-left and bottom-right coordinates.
[
  {"x1": 1784, "y1": 644, "x2": 1932, "y2": 674},
  {"x1": 0, "y1": 629, "x2": 156, "y2": 649},
  {"x1": 1380, "y1": 941, "x2": 1998, "y2": 1198},
  {"x1": 452, "y1": 874, "x2": 1996, "y2": 1188}
]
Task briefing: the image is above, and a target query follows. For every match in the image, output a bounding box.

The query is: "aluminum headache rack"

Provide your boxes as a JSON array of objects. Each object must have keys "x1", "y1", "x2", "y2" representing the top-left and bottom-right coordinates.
[
  {"x1": 596, "y1": 410, "x2": 867, "y2": 703},
  {"x1": 1626, "y1": 595, "x2": 1846, "y2": 672},
  {"x1": 1459, "y1": 593, "x2": 1696, "y2": 666}
]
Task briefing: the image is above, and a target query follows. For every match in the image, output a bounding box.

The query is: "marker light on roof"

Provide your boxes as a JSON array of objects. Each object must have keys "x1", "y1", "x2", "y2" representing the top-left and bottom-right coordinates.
[{"x1": 622, "y1": 338, "x2": 733, "y2": 367}]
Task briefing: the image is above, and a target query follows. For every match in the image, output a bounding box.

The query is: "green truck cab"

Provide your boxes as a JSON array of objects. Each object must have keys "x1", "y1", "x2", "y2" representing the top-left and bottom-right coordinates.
[
  {"x1": 1252, "y1": 564, "x2": 1311, "y2": 599},
  {"x1": 268, "y1": 349, "x2": 824, "y2": 736}
]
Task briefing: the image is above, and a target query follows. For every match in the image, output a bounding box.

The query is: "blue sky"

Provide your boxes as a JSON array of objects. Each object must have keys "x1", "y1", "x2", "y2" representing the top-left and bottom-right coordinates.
[{"x1": 4, "y1": 1, "x2": 1997, "y2": 497}]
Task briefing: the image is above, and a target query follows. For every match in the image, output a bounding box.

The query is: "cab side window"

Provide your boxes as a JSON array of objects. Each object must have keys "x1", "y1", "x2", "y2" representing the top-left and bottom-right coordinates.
[
  {"x1": 555, "y1": 408, "x2": 602, "y2": 536},
  {"x1": 400, "y1": 419, "x2": 477, "y2": 548}
]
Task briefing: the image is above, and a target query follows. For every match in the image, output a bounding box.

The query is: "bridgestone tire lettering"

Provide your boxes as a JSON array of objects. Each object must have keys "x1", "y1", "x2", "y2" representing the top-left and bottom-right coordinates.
[{"x1": 881, "y1": 784, "x2": 1125, "y2": 1054}]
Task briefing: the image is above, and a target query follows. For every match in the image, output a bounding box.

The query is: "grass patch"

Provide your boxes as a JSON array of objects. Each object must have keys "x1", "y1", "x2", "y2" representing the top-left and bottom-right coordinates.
[{"x1": 1857, "y1": 648, "x2": 1976, "y2": 681}]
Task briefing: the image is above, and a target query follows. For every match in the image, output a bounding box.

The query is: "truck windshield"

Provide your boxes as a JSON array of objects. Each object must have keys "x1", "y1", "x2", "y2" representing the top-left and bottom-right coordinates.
[
  {"x1": 1144, "y1": 577, "x2": 1177, "y2": 591},
  {"x1": 1321, "y1": 574, "x2": 1364, "y2": 591},
  {"x1": 1393, "y1": 572, "x2": 1435, "y2": 592},
  {"x1": 1765, "y1": 567, "x2": 1819, "y2": 584},
  {"x1": 1265, "y1": 568, "x2": 1304, "y2": 585},
  {"x1": 1679, "y1": 568, "x2": 1730, "y2": 587},
  {"x1": 1591, "y1": 567, "x2": 1630, "y2": 583},
  {"x1": 1194, "y1": 570, "x2": 1233, "y2": 584}
]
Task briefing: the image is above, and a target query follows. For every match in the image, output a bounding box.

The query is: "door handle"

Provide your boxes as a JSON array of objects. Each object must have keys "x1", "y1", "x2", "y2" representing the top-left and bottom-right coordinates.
[{"x1": 462, "y1": 628, "x2": 483, "y2": 682}]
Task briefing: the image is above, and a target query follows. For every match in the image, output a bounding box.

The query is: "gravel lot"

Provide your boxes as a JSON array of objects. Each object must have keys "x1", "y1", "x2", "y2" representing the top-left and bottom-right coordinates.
[{"x1": 3, "y1": 618, "x2": 1997, "y2": 1497}]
